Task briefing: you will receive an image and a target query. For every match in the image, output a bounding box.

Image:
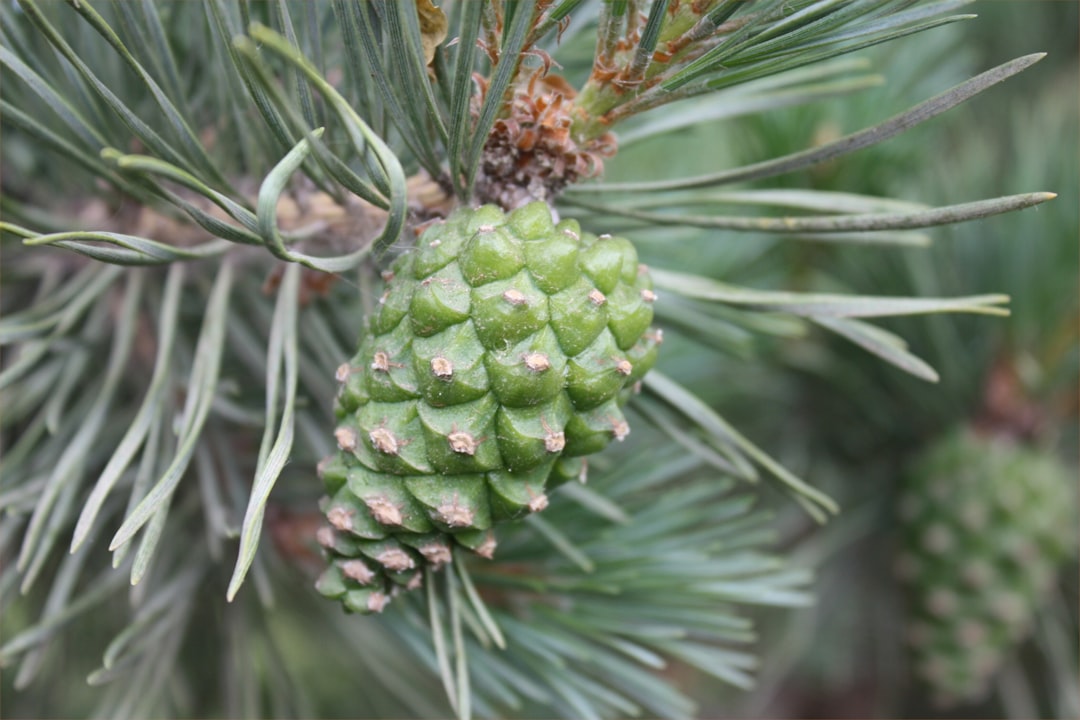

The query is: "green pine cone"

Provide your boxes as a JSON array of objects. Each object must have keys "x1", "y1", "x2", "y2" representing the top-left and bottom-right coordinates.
[
  {"x1": 895, "y1": 428, "x2": 1076, "y2": 705},
  {"x1": 316, "y1": 202, "x2": 661, "y2": 613}
]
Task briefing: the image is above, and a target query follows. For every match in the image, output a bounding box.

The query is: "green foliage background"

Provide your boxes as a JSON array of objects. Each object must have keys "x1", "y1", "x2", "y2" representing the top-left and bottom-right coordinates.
[{"x1": 0, "y1": 1, "x2": 1075, "y2": 718}]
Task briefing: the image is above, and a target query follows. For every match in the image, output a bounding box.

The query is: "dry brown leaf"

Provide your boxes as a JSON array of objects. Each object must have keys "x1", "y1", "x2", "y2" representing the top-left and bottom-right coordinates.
[{"x1": 416, "y1": 0, "x2": 448, "y2": 67}]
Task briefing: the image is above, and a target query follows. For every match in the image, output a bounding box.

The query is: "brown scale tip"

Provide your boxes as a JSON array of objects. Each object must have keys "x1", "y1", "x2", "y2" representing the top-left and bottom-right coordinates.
[
  {"x1": 381, "y1": 270, "x2": 395, "y2": 282},
  {"x1": 430, "y1": 356, "x2": 454, "y2": 378},
  {"x1": 544, "y1": 430, "x2": 566, "y2": 453},
  {"x1": 327, "y1": 506, "x2": 355, "y2": 532},
  {"x1": 419, "y1": 542, "x2": 453, "y2": 566},
  {"x1": 927, "y1": 588, "x2": 958, "y2": 617},
  {"x1": 614, "y1": 358, "x2": 633, "y2": 376},
  {"x1": 563, "y1": 228, "x2": 580, "y2": 240},
  {"x1": 649, "y1": 328, "x2": 665, "y2": 344},
  {"x1": 906, "y1": 622, "x2": 930, "y2": 648},
  {"x1": 578, "y1": 459, "x2": 589, "y2": 484},
  {"x1": 474, "y1": 533, "x2": 497, "y2": 559},
  {"x1": 335, "y1": 427, "x2": 359, "y2": 452},
  {"x1": 524, "y1": 352, "x2": 551, "y2": 372},
  {"x1": 371, "y1": 351, "x2": 391, "y2": 372},
  {"x1": 638, "y1": 263, "x2": 649, "y2": 276},
  {"x1": 640, "y1": 289, "x2": 657, "y2": 303},
  {"x1": 447, "y1": 430, "x2": 478, "y2": 455},
  {"x1": 367, "y1": 591, "x2": 390, "y2": 613},
  {"x1": 316, "y1": 456, "x2": 331, "y2": 479},
  {"x1": 588, "y1": 289, "x2": 606, "y2": 306},
  {"x1": 369, "y1": 427, "x2": 401, "y2": 455},
  {"x1": 316, "y1": 526, "x2": 337, "y2": 548},
  {"x1": 921, "y1": 524, "x2": 953, "y2": 554},
  {"x1": 437, "y1": 498, "x2": 476, "y2": 528},
  {"x1": 377, "y1": 548, "x2": 415, "y2": 571},
  {"x1": 429, "y1": 238, "x2": 442, "y2": 248},
  {"x1": 335, "y1": 363, "x2": 352, "y2": 383},
  {"x1": 957, "y1": 620, "x2": 987, "y2": 648},
  {"x1": 598, "y1": 233, "x2": 612, "y2": 240},
  {"x1": 961, "y1": 561, "x2": 993, "y2": 589},
  {"x1": 366, "y1": 497, "x2": 403, "y2": 526},
  {"x1": 478, "y1": 224, "x2": 497, "y2": 233},
  {"x1": 528, "y1": 493, "x2": 549, "y2": 513},
  {"x1": 611, "y1": 418, "x2": 630, "y2": 441},
  {"x1": 406, "y1": 573, "x2": 424, "y2": 591},
  {"x1": 342, "y1": 560, "x2": 375, "y2": 584},
  {"x1": 502, "y1": 288, "x2": 528, "y2": 305},
  {"x1": 991, "y1": 593, "x2": 1026, "y2": 625}
]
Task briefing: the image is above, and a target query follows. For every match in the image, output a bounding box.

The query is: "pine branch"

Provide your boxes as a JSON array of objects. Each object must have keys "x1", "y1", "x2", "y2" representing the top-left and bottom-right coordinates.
[{"x1": 0, "y1": 2, "x2": 1061, "y2": 718}]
